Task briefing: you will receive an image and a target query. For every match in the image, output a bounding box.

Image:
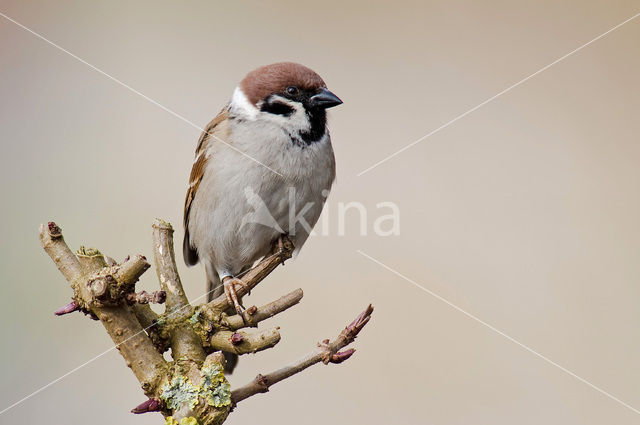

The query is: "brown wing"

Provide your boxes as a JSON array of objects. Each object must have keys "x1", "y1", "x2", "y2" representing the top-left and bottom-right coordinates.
[{"x1": 183, "y1": 107, "x2": 230, "y2": 266}]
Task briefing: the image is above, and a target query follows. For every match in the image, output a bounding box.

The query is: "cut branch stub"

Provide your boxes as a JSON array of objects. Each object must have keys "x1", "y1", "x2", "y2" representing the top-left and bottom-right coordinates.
[
  {"x1": 87, "y1": 273, "x2": 115, "y2": 299},
  {"x1": 210, "y1": 328, "x2": 281, "y2": 354},
  {"x1": 77, "y1": 245, "x2": 108, "y2": 273},
  {"x1": 152, "y1": 219, "x2": 190, "y2": 314},
  {"x1": 152, "y1": 218, "x2": 206, "y2": 363},
  {"x1": 79, "y1": 255, "x2": 151, "y2": 307}
]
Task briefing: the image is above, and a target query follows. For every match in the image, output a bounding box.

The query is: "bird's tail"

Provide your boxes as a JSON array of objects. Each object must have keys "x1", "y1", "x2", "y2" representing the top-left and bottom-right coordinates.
[{"x1": 206, "y1": 272, "x2": 239, "y2": 374}]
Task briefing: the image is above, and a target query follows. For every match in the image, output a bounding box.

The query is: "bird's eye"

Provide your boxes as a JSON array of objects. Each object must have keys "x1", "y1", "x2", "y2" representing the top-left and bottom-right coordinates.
[{"x1": 286, "y1": 86, "x2": 299, "y2": 95}]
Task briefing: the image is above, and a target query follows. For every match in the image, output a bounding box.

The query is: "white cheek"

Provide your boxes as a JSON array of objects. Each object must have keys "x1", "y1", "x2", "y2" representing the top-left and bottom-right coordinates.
[
  {"x1": 230, "y1": 89, "x2": 311, "y2": 133},
  {"x1": 288, "y1": 104, "x2": 311, "y2": 131},
  {"x1": 258, "y1": 98, "x2": 310, "y2": 132}
]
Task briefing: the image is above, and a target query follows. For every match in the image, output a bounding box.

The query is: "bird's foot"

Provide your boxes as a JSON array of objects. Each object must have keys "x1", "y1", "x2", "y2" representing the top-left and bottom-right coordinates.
[{"x1": 222, "y1": 276, "x2": 248, "y2": 316}]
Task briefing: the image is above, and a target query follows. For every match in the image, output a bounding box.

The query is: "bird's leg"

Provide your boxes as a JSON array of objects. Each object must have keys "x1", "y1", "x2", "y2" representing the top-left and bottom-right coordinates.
[
  {"x1": 222, "y1": 276, "x2": 249, "y2": 316},
  {"x1": 221, "y1": 236, "x2": 293, "y2": 316}
]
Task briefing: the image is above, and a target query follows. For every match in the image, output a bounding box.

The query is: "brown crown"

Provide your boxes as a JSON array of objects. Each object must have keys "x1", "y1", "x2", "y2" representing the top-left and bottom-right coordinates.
[{"x1": 239, "y1": 62, "x2": 326, "y2": 105}]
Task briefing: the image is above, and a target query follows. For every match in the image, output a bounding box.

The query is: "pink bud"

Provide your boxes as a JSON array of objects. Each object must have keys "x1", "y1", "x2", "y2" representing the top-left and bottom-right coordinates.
[
  {"x1": 330, "y1": 348, "x2": 356, "y2": 364},
  {"x1": 54, "y1": 300, "x2": 80, "y2": 316},
  {"x1": 131, "y1": 398, "x2": 162, "y2": 414}
]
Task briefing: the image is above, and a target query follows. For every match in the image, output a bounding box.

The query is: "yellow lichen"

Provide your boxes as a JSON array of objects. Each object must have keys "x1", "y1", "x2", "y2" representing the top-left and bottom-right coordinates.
[
  {"x1": 199, "y1": 364, "x2": 231, "y2": 407},
  {"x1": 76, "y1": 246, "x2": 102, "y2": 257},
  {"x1": 160, "y1": 364, "x2": 231, "y2": 415},
  {"x1": 164, "y1": 415, "x2": 200, "y2": 425}
]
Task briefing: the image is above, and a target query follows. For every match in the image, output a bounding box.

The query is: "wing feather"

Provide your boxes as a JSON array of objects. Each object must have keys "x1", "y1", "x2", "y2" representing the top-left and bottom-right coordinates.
[{"x1": 183, "y1": 108, "x2": 230, "y2": 266}]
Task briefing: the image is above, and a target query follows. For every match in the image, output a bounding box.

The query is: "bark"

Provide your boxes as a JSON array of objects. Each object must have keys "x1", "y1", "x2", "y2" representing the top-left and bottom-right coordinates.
[{"x1": 41, "y1": 220, "x2": 373, "y2": 424}]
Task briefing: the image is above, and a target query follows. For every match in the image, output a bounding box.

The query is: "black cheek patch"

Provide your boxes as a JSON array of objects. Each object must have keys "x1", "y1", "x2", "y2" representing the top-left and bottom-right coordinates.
[
  {"x1": 260, "y1": 100, "x2": 295, "y2": 116},
  {"x1": 298, "y1": 109, "x2": 327, "y2": 145}
]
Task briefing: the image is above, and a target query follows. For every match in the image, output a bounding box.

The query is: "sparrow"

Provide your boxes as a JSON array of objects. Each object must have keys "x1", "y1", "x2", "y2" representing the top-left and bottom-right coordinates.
[{"x1": 183, "y1": 62, "x2": 342, "y2": 366}]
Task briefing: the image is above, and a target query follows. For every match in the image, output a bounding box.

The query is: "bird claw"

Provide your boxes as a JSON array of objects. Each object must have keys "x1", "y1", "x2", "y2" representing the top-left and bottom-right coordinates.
[{"x1": 223, "y1": 277, "x2": 248, "y2": 316}]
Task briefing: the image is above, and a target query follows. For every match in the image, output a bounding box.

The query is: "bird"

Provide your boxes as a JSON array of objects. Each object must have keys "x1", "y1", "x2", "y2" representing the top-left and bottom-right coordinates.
[{"x1": 182, "y1": 62, "x2": 342, "y2": 371}]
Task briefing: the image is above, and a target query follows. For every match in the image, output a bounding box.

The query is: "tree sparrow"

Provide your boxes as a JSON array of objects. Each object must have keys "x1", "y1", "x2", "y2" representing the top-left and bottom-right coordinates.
[{"x1": 183, "y1": 62, "x2": 342, "y2": 321}]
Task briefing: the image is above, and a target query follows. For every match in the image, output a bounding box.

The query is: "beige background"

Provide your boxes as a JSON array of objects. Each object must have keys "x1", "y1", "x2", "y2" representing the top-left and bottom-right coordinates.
[{"x1": 1, "y1": 1, "x2": 640, "y2": 424}]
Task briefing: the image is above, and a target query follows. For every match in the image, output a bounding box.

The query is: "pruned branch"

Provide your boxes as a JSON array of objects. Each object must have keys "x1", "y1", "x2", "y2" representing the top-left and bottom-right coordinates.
[
  {"x1": 152, "y1": 219, "x2": 206, "y2": 363},
  {"x1": 152, "y1": 219, "x2": 190, "y2": 314},
  {"x1": 40, "y1": 223, "x2": 167, "y2": 395},
  {"x1": 210, "y1": 328, "x2": 281, "y2": 354},
  {"x1": 40, "y1": 220, "x2": 372, "y2": 425}
]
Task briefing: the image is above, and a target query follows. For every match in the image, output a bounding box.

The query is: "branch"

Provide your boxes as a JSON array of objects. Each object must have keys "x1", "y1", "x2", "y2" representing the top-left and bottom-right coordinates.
[
  {"x1": 40, "y1": 222, "x2": 168, "y2": 395},
  {"x1": 126, "y1": 290, "x2": 166, "y2": 304},
  {"x1": 230, "y1": 304, "x2": 374, "y2": 404},
  {"x1": 210, "y1": 328, "x2": 281, "y2": 354},
  {"x1": 223, "y1": 288, "x2": 304, "y2": 330},
  {"x1": 151, "y1": 220, "x2": 190, "y2": 314},
  {"x1": 152, "y1": 219, "x2": 205, "y2": 363},
  {"x1": 40, "y1": 222, "x2": 85, "y2": 296},
  {"x1": 115, "y1": 255, "x2": 151, "y2": 287},
  {"x1": 41, "y1": 220, "x2": 373, "y2": 425}
]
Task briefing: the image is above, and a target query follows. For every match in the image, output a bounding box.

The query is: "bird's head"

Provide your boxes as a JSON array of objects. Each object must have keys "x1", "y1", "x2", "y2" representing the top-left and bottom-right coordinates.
[{"x1": 231, "y1": 62, "x2": 342, "y2": 144}]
